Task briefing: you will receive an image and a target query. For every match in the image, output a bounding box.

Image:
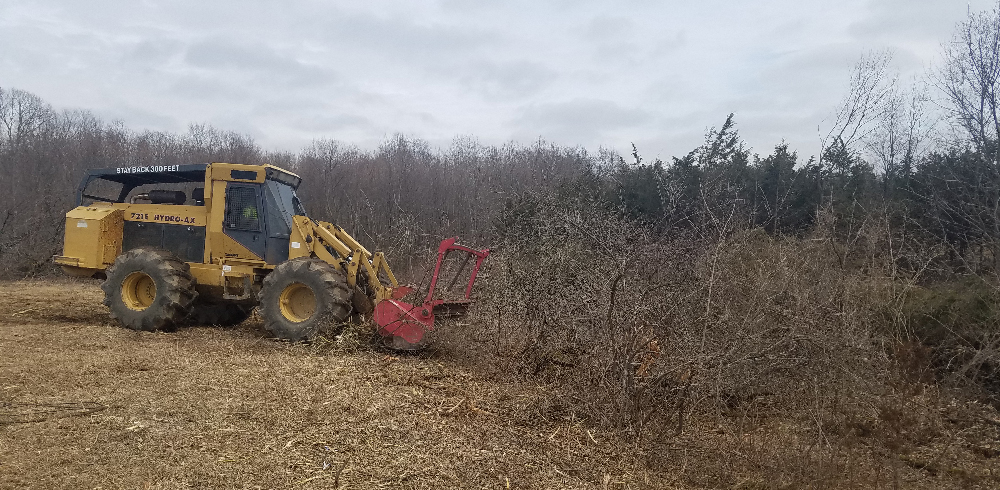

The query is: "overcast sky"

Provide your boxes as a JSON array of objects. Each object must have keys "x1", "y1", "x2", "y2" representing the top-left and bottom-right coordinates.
[{"x1": 0, "y1": 0, "x2": 995, "y2": 161}]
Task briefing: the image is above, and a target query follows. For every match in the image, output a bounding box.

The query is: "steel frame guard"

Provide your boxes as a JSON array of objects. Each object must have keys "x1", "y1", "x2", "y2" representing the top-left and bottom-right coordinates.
[
  {"x1": 373, "y1": 237, "x2": 490, "y2": 349},
  {"x1": 424, "y1": 237, "x2": 490, "y2": 306}
]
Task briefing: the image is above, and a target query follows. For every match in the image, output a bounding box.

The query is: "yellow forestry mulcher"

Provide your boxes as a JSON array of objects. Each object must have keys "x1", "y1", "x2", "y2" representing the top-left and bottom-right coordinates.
[{"x1": 54, "y1": 163, "x2": 490, "y2": 350}]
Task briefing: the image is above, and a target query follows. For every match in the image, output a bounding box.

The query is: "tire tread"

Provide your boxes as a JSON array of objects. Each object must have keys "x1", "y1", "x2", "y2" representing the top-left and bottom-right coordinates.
[
  {"x1": 259, "y1": 257, "x2": 352, "y2": 341},
  {"x1": 102, "y1": 247, "x2": 197, "y2": 331}
]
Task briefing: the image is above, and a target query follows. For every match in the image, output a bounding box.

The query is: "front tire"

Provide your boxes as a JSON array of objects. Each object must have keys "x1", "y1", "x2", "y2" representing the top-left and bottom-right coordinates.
[
  {"x1": 102, "y1": 248, "x2": 197, "y2": 331},
  {"x1": 259, "y1": 258, "x2": 352, "y2": 341}
]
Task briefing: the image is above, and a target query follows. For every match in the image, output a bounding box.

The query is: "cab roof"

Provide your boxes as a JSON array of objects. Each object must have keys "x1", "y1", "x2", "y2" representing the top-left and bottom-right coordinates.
[
  {"x1": 76, "y1": 163, "x2": 302, "y2": 206},
  {"x1": 82, "y1": 164, "x2": 209, "y2": 187},
  {"x1": 79, "y1": 163, "x2": 301, "y2": 187}
]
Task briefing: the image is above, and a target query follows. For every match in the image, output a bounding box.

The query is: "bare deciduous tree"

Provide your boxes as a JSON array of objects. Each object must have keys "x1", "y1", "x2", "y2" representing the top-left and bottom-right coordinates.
[
  {"x1": 822, "y1": 50, "x2": 897, "y2": 156},
  {"x1": 866, "y1": 84, "x2": 933, "y2": 193},
  {"x1": 936, "y1": 3, "x2": 1000, "y2": 159}
]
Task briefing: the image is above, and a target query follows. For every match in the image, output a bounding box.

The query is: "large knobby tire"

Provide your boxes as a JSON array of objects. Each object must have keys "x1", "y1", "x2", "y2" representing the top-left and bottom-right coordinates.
[
  {"x1": 187, "y1": 301, "x2": 253, "y2": 327},
  {"x1": 259, "y1": 258, "x2": 352, "y2": 342},
  {"x1": 102, "y1": 248, "x2": 197, "y2": 331}
]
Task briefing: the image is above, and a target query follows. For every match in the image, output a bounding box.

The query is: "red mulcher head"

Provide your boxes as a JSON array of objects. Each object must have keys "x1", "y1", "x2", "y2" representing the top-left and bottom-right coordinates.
[{"x1": 373, "y1": 237, "x2": 490, "y2": 350}]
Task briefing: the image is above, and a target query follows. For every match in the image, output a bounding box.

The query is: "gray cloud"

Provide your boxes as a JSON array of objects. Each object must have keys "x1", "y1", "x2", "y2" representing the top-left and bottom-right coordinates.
[
  {"x1": 167, "y1": 75, "x2": 247, "y2": 101},
  {"x1": 514, "y1": 99, "x2": 652, "y2": 143},
  {"x1": 459, "y1": 61, "x2": 558, "y2": 100},
  {"x1": 1, "y1": 0, "x2": 996, "y2": 161},
  {"x1": 184, "y1": 39, "x2": 331, "y2": 86},
  {"x1": 851, "y1": 0, "x2": 989, "y2": 41},
  {"x1": 123, "y1": 39, "x2": 184, "y2": 67},
  {"x1": 296, "y1": 8, "x2": 496, "y2": 73}
]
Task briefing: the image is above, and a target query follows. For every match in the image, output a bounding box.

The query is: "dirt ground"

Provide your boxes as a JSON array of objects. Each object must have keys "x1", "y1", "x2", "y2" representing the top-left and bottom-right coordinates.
[
  {"x1": 2, "y1": 279, "x2": 999, "y2": 489},
  {"x1": 0, "y1": 279, "x2": 659, "y2": 489}
]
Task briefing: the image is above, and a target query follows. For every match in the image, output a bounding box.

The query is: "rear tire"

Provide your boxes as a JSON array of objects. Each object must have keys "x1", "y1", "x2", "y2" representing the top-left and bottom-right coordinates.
[
  {"x1": 259, "y1": 258, "x2": 352, "y2": 341},
  {"x1": 102, "y1": 248, "x2": 197, "y2": 331}
]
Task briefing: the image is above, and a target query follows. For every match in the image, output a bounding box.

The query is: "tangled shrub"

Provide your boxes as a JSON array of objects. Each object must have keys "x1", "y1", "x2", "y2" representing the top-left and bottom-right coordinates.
[{"x1": 469, "y1": 194, "x2": 901, "y2": 436}]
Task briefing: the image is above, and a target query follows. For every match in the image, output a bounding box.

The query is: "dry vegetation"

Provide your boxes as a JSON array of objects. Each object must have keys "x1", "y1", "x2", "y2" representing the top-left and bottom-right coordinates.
[
  {"x1": 2, "y1": 262, "x2": 999, "y2": 490},
  {"x1": 456, "y1": 199, "x2": 1000, "y2": 488}
]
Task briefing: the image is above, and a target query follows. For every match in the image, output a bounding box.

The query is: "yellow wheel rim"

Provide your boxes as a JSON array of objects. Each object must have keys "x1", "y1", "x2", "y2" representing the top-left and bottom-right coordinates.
[
  {"x1": 279, "y1": 283, "x2": 316, "y2": 322},
  {"x1": 121, "y1": 271, "x2": 156, "y2": 311}
]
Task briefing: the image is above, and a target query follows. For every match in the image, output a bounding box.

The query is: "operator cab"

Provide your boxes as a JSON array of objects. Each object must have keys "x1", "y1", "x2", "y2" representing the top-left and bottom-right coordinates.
[{"x1": 76, "y1": 163, "x2": 306, "y2": 265}]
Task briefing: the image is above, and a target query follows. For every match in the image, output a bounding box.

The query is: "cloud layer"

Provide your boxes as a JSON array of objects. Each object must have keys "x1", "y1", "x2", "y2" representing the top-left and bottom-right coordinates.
[{"x1": 1, "y1": 0, "x2": 993, "y2": 160}]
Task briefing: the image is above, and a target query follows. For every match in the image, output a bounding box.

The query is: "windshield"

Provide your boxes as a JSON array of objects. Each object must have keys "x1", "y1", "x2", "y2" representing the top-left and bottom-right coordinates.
[
  {"x1": 81, "y1": 178, "x2": 125, "y2": 205},
  {"x1": 264, "y1": 179, "x2": 306, "y2": 237}
]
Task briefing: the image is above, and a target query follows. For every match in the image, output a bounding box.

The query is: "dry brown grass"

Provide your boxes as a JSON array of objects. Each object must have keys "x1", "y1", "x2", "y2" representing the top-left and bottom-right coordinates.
[
  {"x1": 0, "y1": 279, "x2": 659, "y2": 489},
  {"x1": 1, "y1": 278, "x2": 998, "y2": 489}
]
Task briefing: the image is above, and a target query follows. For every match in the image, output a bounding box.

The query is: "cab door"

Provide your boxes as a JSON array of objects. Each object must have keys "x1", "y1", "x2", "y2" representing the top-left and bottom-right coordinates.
[{"x1": 223, "y1": 183, "x2": 266, "y2": 259}]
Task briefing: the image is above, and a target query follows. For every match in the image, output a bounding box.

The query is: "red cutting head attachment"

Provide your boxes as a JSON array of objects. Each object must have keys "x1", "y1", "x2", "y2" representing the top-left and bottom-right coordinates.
[{"x1": 372, "y1": 237, "x2": 490, "y2": 350}]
